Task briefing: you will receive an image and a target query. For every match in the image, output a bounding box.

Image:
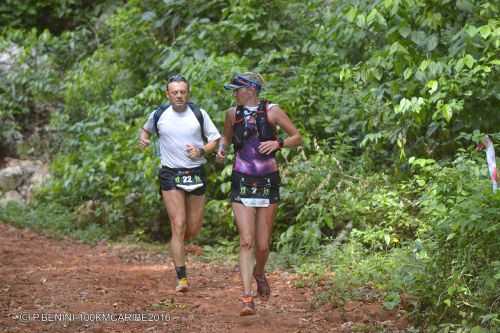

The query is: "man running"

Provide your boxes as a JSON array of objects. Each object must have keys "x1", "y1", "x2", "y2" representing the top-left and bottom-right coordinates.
[
  {"x1": 217, "y1": 72, "x2": 302, "y2": 315},
  {"x1": 139, "y1": 75, "x2": 221, "y2": 292}
]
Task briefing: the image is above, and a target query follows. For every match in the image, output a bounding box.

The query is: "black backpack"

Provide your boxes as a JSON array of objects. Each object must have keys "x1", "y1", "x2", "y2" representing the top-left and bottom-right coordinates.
[
  {"x1": 232, "y1": 99, "x2": 276, "y2": 150},
  {"x1": 153, "y1": 102, "x2": 207, "y2": 142}
]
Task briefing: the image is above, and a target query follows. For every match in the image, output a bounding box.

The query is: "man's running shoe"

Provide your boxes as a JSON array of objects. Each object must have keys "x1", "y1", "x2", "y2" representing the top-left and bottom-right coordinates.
[
  {"x1": 253, "y1": 271, "x2": 270, "y2": 300},
  {"x1": 240, "y1": 295, "x2": 256, "y2": 316},
  {"x1": 175, "y1": 277, "x2": 189, "y2": 292}
]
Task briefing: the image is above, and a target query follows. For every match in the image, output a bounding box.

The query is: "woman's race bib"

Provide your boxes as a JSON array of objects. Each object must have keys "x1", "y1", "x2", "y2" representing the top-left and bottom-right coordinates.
[{"x1": 239, "y1": 176, "x2": 272, "y2": 207}]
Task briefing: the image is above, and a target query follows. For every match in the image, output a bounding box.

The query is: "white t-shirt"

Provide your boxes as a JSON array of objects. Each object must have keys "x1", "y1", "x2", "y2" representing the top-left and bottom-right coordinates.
[{"x1": 143, "y1": 105, "x2": 221, "y2": 168}]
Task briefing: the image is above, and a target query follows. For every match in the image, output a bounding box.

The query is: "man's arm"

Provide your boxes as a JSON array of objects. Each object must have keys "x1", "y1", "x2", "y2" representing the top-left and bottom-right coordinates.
[
  {"x1": 187, "y1": 139, "x2": 219, "y2": 159},
  {"x1": 216, "y1": 108, "x2": 235, "y2": 163},
  {"x1": 202, "y1": 139, "x2": 218, "y2": 155},
  {"x1": 139, "y1": 128, "x2": 151, "y2": 148}
]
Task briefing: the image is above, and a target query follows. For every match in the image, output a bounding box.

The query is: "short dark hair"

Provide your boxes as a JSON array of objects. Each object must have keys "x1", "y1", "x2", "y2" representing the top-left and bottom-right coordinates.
[{"x1": 166, "y1": 74, "x2": 190, "y2": 91}]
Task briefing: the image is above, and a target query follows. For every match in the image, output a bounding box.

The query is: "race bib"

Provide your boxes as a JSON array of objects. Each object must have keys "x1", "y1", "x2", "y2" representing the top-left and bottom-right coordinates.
[
  {"x1": 174, "y1": 169, "x2": 204, "y2": 192},
  {"x1": 239, "y1": 177, "x2": 272, "y2": 207}
]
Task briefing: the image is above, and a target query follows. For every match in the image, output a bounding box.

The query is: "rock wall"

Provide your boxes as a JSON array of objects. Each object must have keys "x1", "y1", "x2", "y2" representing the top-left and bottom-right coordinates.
[{"x1": 0, "y1": 158, "x2": 50, "y2": 207}]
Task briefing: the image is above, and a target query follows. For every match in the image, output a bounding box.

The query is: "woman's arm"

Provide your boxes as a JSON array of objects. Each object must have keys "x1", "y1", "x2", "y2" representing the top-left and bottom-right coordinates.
[{"x1": 258, "y1": 105, "x2": 302, "y2": 155}]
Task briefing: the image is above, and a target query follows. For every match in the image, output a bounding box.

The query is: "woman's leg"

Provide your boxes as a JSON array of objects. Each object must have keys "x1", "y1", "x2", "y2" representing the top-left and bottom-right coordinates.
[
  {"x1": 254, "y1": 203, "x2": 278, "y2": 275},
  {"x1": 232, "y1": 202, "x2": 256, "y2": 295},
  {"x1": 252, "y1": 203, "x2": 277, "y2": 299}
]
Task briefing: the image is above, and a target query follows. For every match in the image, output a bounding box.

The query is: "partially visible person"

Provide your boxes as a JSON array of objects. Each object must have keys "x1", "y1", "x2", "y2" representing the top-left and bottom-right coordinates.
[
  {"x1": 140, "y1": 75, "x2": 221, "y2": 292},
  {"x1": 216, "y1": 72, "x2": 302, "y2": 316}
]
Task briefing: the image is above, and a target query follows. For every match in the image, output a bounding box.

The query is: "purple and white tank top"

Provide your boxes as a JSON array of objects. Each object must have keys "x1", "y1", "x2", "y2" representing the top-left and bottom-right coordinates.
[{"x1": 233, "y1": 105, "x2": 278, "y2": 176}]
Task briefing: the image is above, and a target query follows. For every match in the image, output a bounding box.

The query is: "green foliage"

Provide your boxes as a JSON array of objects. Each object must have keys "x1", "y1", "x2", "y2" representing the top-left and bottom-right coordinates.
[
  {"x1": 134, "y1": 0, "x2": 228, "y2": 43},
  {"x1": 0, "y1": 0, "x2": 113, "y2": 34},
  {"x1": 62, "y1": 5, "x2": 161, "y2": 122},
  {"x1": 41, "y1": 98, "x2": 159, "y2": 238},
  {"x1": 406, "y1": 153, "x2": 500, "y2": 328},
  {"x1": 328, "y1": 0, "x2": 500, "y2": 159},
  {"x1": 0, "y1": 201, "x2": 108, "y2": 244},
  {"x1": 200, "y1": 238, "x2": 239, "y2": 265},
  {"x1": 276, "y1": 141, "x2": 419, "y2": 255},
  {"x1": 197, "y1": 199, "x2": 236, "y2": 244},
  {"x1": 0, "y1": 27, "x2": 95, "y2": 157},
  {"x1": 2, "y1": 0, "x2": 499, "y2": 330},
  {"x1": 276, "y1": 148, "x2": 499, "y2": 329}
]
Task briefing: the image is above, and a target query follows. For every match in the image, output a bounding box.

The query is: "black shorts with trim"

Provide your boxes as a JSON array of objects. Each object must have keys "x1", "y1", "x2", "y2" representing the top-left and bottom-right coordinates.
[
  {"x1": 230, "y1": 170, "x2": 280, "y2": 204},
  {"x1": 159, "y1": 166, "x2": 206, "y2": 196}
]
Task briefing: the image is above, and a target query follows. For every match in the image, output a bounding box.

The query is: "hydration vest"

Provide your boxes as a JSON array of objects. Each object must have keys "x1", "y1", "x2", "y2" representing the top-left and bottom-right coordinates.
[
  {"x1": 232, "y1": 99, "x2": 276, "y2": 150},
  {"x1": 153, "y1": 102, "x2": 207, "y2": 142}
]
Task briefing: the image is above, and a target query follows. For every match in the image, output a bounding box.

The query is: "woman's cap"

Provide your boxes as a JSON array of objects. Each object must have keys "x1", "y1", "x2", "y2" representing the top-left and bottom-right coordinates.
[{"x1": 224, "y1": 72, "x2": 264, "y2": 92}]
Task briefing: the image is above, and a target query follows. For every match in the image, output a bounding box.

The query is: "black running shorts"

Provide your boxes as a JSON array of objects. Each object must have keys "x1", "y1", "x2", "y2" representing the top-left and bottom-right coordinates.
[
  {"x1": 230, "y1": 170, "x2": 280, "y2": 204},
  {"x1": 159, "y1": 166, "x2": 206, "y2": 196}
]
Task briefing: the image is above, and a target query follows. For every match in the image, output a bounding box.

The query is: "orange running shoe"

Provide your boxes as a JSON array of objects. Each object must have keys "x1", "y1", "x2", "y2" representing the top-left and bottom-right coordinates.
[{"x1": 239, "y1": 295, "x2": 256, "y2": 316}]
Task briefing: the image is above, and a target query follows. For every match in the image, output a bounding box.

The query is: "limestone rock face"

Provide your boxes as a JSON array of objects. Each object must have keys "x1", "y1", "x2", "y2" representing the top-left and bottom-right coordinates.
[
  {"x1": 0, "y1": 158, "x2": 50, "y2": 205},
  {"x1": 0, "y1": 191, "x2": 24, "y2": 208},
  {"x1": 0, "y1": 166, "x2": 25, "y2": 192},
  {"x1": 75, "y1": 200, "x2": 99, "y2": 228},
  {"x1": 0, "y1": 44, "x2": 21, "y2": 72}
]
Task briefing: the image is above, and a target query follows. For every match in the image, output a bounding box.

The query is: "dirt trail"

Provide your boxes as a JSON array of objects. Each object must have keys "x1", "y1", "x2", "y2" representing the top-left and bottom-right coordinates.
[{"x1": 0, "y1": 224, "x2": 408, "y2": 332}]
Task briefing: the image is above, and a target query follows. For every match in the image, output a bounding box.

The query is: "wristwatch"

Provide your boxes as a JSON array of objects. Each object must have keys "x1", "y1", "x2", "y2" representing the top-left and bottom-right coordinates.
[
  {"x1": 198, "y1": 147, "x2": 206, "y2": 157},
  {"x1": 277, "y1": 138, "x2": 284, "y2": 149}
]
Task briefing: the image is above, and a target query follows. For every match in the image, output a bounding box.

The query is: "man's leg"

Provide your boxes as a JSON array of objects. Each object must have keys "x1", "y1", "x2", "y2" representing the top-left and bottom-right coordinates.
[
  {"x1": 162, "y1": 190, "x2": 189, "y2": 291},
  {"x1": 184, "y1": 194, "x2": 205, "y2": 240},
  {"x1": 232, "y1": 203, "x2": 256, "y2": 295}
]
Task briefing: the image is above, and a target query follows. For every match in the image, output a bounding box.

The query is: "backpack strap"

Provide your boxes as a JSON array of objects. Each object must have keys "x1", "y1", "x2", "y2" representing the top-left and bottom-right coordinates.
[
  {"x1": 188, "y1": 102, "x2": 207, "y2": 143},
  {"x1": 257, "y1": 99, "x2": 268, "y2": 114},
  {"x1": 256, "y1": 99, "x2": 277, "y2": 141},
  {"x1": 153, "y1": 102, "x2": 207, "y2": 143},
  {"x1": 153, "y1": 103, "x2": 169, "y2": 136},
  {"x1": 234, "y1": 105, "x2": 245, "y2": 124}
]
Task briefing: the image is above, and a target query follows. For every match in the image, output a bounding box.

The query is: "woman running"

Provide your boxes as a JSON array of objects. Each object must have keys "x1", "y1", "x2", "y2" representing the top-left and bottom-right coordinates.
[{"x1": 216, "y1": 72, "x2": 302, "y2": 316}]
